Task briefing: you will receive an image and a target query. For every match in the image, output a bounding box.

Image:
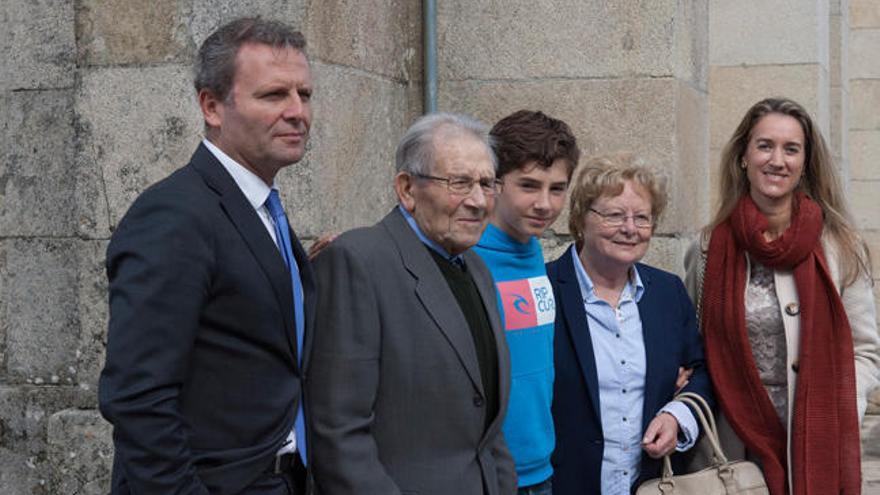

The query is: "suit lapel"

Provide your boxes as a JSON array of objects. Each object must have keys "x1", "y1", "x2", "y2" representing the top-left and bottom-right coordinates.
[
  {"x1": 382, "y1": 208, "x2": 484, "y2": 395},
  {"x1": 556, "y1": 248, "x2": 603, "y2": 424},
  {"x1": 190, "y1": 145, "x2": 298, "y2": 362},
  {"x1": 636, "y1": 265, "x2": 663, "y2": 432}
]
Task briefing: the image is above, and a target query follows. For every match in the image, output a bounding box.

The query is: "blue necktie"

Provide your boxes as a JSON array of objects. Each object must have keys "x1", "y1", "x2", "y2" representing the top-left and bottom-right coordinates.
[{"x1": 265, "y1": 189, "x2": 307, "y2": 466}]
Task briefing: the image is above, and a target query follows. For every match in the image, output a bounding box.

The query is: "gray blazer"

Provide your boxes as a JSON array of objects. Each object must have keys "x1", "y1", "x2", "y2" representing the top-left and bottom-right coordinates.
[{"x1": 307, "y1": 207, "x2": 516, "y2": 495}]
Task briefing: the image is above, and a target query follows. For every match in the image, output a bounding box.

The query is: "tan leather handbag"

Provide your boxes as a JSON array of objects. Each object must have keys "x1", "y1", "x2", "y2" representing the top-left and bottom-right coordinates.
[{"x1": 636, "y1": 392, "x2": 769, "y2": 495}]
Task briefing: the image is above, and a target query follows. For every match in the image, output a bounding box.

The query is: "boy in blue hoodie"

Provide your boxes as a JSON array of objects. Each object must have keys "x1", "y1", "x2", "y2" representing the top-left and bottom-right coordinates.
[{"x1": 474, "y1": 111, "x2": 580, "y2": 494}]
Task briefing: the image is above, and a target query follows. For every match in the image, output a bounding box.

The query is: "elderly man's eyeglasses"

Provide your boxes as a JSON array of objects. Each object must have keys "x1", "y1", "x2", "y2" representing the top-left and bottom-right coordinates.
[
  {"x1": 588, "y1": 208, "x2": 654, "y2": 229},
  {"x1": 414, "y1": 173, "x2": 501, "y2": 196}
]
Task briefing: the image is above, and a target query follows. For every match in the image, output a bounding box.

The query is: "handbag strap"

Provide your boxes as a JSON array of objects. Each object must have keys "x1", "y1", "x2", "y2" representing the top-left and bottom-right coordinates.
[{"x1": 659, "y1": 392, "x2": 729, "y2": 480}]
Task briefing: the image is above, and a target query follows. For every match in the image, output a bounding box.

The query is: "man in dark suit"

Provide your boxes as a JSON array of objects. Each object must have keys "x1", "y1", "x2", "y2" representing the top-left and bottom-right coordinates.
[
  {"x1": 307, "y1": 113, "x2": 517, "y2": 495},
  {"x1": 99, "y1": 18, "x2": 315, "y2": 495}
]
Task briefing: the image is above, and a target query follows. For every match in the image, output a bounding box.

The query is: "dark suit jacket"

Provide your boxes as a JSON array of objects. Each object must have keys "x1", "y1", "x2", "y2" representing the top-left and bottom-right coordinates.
[
  {"x1": 546, "y1": 247, "x2": 713, "y2": 495},
  {"x1": 98, "y1": 144, "x2": 316, "y2": 495},
  {"x1": 307, "y1": 208, "x2": 517, "y2": 495}
]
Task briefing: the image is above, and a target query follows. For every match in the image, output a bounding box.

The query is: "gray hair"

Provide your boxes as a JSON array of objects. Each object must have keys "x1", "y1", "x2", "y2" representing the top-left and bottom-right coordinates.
[
  {"x1": 194, "y1": 17, "x2": 306, "y2": 101},
  {"x1": 395, "y1": 112, "x2": 497, "y2": 176}
]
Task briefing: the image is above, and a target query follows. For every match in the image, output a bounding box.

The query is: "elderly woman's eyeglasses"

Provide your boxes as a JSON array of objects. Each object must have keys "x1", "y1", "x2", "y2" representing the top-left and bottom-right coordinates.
[
  {"x1": 414, "y1": 173, "x2": 501, "y2": 196},
  {"x1": 588, "y1": 208, "x2": 654, "y2": 229}
]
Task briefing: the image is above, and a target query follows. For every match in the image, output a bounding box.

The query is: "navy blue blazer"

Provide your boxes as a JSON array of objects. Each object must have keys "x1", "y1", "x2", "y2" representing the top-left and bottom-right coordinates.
[
  {"x1": 547, "y1": 247, "x2": 713, "y2": 495},
  {"x1": 99, "y1": 144, "x2": 316, "y2": 495}
]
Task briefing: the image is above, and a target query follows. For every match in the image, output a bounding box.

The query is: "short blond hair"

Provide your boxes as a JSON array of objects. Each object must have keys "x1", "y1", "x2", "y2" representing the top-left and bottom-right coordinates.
[{"x1": 568, "y1": 152, "x2": 667, "y2": 248}]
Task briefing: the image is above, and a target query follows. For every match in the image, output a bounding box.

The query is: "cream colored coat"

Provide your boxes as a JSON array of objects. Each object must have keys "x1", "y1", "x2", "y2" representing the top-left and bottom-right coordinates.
[{"x1": 683, "y1": 234, "x2": 880, "y2": 489}]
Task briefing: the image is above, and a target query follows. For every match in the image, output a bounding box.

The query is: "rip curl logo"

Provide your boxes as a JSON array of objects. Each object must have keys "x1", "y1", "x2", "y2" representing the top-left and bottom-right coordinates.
[{"x1": 497, "y1": 276, "x2": 555, "y2": 330}]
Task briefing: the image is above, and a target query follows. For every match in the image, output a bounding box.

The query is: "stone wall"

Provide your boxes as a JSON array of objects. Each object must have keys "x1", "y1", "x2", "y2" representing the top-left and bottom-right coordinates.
[{"x1": 1, "y1": 1, "x2": 878, "y2": 493}]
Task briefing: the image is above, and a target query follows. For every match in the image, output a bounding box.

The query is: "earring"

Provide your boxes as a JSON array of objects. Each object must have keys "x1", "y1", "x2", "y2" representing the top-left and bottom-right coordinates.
[{"x1": 740, "y1": 161, "x2": 748, "y2": 170}]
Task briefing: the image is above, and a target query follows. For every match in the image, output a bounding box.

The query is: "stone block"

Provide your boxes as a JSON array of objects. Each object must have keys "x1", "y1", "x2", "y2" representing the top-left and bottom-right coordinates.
[
  {"x1": 709, "y1": 64, "x2": 825, "y2": 152},
  {"x1": 0, "y1": 386, "x2": 93, "y2": 494},
  {"x1": 850, "y1": 29, "x2": 880, "y2": 79},
  {"x1": 710, "y1": 0, "x2": 828, "y2": 66},
  {"x1": 0, "y1": 239, "x2": 79, "y2": 383},
  {"x1": 75, "y1": 0, "x2": 192, "y2": 66},
  {"x1": 440, "y1": 77, "x2": 706, "y2": 235},
  {"x1": 640, "y1": 235, "x2": 691, "y2": 278},
  {"x1": 0, "y1": 0, "x2": 75, "y2": 90},
  {"x1": 539, "y1": 235, "x2": 573, "y2": 265},
  {"x1": 850, "y1": 80, "x2": 880, "y2": 130},
  {"x1": 0, "y1": 90, "x2": 77, "y2": 237},
  {"x1": 76, "y1": 241, "x2": 111, "y2": 392},
  {"x1": 189, "y1": 0, "x2": 308, "y2": 49},
  {"x1": 850, "y1": 130, "x2": 880, "y2": 180},
  {"x1": 864, "y1": 414, "x2": 880, "y2": 457},
  {"x1": 438, "y1": 0, "x2": 705, "y2": 85},
  {"x1": 865, "y1": 459, "x2": 880, "y2": 492},
  {"x1": 278, "y1": 61, "x2": 413, "y2": 237},
  {"x1": 47, "y1": 409, "x2": 113, "y2": 495},
  {"x1": 673, "y1": 81, "x2": 712, "y2": 232},
  {"x1": 76, "y1": 65, "x2": 203, "y2": 235},
  {"x1": 850, "y1": 181, "x2": 880, "y2": 230},
  {"x1": 850, "y1": 0, "x2": 880, "y2": 28},
  {"x1": 307, "y1": 0, "x2": 421, "y2": 82}
]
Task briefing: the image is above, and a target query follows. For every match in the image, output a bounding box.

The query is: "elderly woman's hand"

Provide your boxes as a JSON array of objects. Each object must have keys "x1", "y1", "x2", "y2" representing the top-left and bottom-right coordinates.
[{"x1": 641, "y1": 412, "x2": 680, "y2": 459}]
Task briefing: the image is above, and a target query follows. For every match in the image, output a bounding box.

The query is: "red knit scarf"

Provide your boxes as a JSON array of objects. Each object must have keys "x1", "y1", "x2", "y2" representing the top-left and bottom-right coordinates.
[{"x1": 702, "y1": 193, "x2": 861, "y2": 495}]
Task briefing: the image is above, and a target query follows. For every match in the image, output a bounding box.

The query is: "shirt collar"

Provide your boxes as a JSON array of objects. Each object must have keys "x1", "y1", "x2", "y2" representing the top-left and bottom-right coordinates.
[
  {"x1": 203, "y1": 138, "x2": 273, "y2": 210},
  {"x1": 570, "y1": 244, "x2": 644, "y2": 304},
  {"x1": 399, "y1": 205, "x2": 465, "y2": 265}
]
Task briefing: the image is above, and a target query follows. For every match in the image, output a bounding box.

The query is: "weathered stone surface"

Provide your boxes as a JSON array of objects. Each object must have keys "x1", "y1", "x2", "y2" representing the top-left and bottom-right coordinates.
[
  {"x1": 709, "y1": 64, "x2": 826, "y2": 151},
  {"x1": 850, "y1": 181, "x2": 880, "y2": 231},
  {"x1": 850, "y1": 130, "x2": 880, "y2": 180},
  {"x1": 1, "y1": 239, "x2": 80, "y2": 383},
  {"x1": 0, "y1": 386, "x2": 93, "y2": 494},
  {"x1": 863, "y1": 413, "x2": 880, "y2": 458},
  {"x1": 868, "y1": 386, "x2": 880, "y2": 415},
  {"x1": 76, "y1": 241, "x2": 110, "y2": 392},
  {"x1": 710, "y1": 0, "x2": 829, "y2": 66},
  {"x1": 829, "y1": 85, "x2": 848, "y2": 164},
  {"x1": 75, "y1": 0, "x2": 192, "y2": 66},
  {"x1": 864, "y1": 459, "x2": 880, "y2": 492},
  {"x1": 189, "y1": 0, "x2": 308, "y2": 48},
  {"x1": 0, "y1": 90, "x2": 77, "y2": 237},
  {"x1": 47, "y1": 409, "x2": 112, "y2": 495},
  {"x1": 539, "y1": 234, "x2": 573, "y2": 265},
  {"x1": 279, "y1": 61, "x2": 413, "y2": 237},
  {"x1": 850, "y1": 0, "x2": 880, "y2": 28},
  {"x1": 441, "y1": 77, "x2": 706, "y2": 235},
  {"x1": 849, "y1": 29, "x2": 880, "y2": 79},
  {"x1": 641, "y1": 235, "x2": 692, "y2": 278},
  {"x1": 307, "y1": 0, "x2": 420, "y2": 82},
  {"x1": 0, "y1": 0, "x2": 75, "y2": 91},
  {"x1": 850, "y1": 80, "x2": 880, "y2": 130},
  {"x1": 439, "y1": 0, "x2": 706, "y2": 85},
  {"x1": 673, "y1": 81, "x2": 712, "y2": 232},
  {"x1": 76, "y1": 65, "x2": 203, "y2": 234}
]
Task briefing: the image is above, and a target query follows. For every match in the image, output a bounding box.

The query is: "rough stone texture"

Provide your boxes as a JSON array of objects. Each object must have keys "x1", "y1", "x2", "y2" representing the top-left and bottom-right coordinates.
[
  {"x1": 865, "y1": 459, "x2": 880, "y2": 493},
  {"x1": 0, "y1": 385, "x2": 93, "y2": 494},
  {"x1": 76, "y1": 241, "x2": 110, "y2": 392},
  {"x1": 47, "y1": 409, "x2": 113, "y2": 495},
  {"x1": 189, "y1": 0, "x2": 308, "y2": 48},
  {"x1": 864, "y1": 414, "x2": 880, "y2": 457},
  {"x1": 709, "y1": 64, "x2": 826, "y2": 151},
  {"x1": 849, "y1": 29, "x2": 880, "y2": 79},
  {"x1": 869, "y1": 386, "x2": 880, "y2": 415},
  {"x1": 0, "y1": 90, "x2": 77, "y2": 237},
  {"x1": 641, "y1": 235, "x2": 692, "y2": 278},
  {"x1": 307, "y1": 0, "x2": 421, "y2": 82},
  {"x1": 281, "y1": 62, "x2": 416, "y2": 238},
  {"x1": 830, "y1": 11, "x2": 847, "y2": 88},
  {"x1": 850, "y1": 80, "x2": 880, "y2": 130},
  {"x1": 438, "y1": 0, "x2": 706, "y2": 86},
  {"x1": 863, "y1": 230, "x2": 880, "y2": 280},
  {"x1": 830, "y1": 85, "x2": 848, "y2": 167},
  {"x1": 850, "y1": 181, "x2": 880, "y2": 231},
  {"x1": 76, "y1": 64, "x2": 204, "y2": 236},
  {"x1": 0, "y1": 0, "x2": 75, "y2": 91},
  {"x1": 440, "y1": 77, "x2": 705, "y2": 236},
  {"x1": 851, "y1": 130, "x2": 880, "y2": 180},
  {"x1": 710, "y1": 0, "x2": 829, "y2": 66},
  {"x1": 673, "y1": 82, "x2": 712, "y2": 232},
  {"x1": 850, "y1": 0, "x2": 880, "y2": 28},
  {"x1": 75, "y1": 0, "x2": 193, "y2": 66},
  {"x1": 0, "y1": 240, "x2": 79, "y2": 384}
]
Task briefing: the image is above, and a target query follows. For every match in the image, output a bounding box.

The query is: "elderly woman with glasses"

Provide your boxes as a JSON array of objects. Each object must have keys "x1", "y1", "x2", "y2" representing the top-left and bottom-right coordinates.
[{"x1": 547, "y1": 153, "x2": 713, "y2": 495}]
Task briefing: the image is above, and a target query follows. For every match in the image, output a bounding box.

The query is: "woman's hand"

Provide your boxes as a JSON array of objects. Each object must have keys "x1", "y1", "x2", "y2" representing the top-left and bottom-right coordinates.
[
  {"x1": 308, "y1": 232, "x2": 338, "y2": 260},
  {"x1": 641, "y1": 412, "x2": 680, "y2": 459},
  {"x1": 675, "y1": 366, "x2": 693, "y2": 393}
]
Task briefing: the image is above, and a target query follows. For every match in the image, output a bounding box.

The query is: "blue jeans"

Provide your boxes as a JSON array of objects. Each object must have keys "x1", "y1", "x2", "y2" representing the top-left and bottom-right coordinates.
[{"x1": 517, "y1": 478, "x2": 552, "y2": 495}]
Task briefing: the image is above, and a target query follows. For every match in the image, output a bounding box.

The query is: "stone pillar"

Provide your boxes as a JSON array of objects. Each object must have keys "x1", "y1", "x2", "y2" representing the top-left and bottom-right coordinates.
[{"x1": 435, "y1": 0, "x2": 710, "y2": 274}]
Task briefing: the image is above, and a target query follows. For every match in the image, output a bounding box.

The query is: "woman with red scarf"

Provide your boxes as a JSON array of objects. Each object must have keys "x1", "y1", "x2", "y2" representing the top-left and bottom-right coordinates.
[{"x1": 684, "y1": 97, "x2": 879, "y2": 494}]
